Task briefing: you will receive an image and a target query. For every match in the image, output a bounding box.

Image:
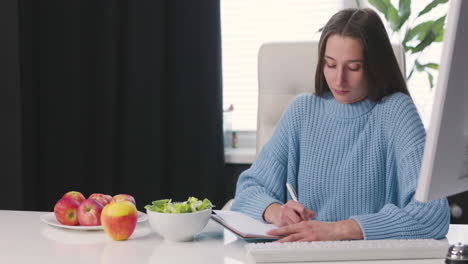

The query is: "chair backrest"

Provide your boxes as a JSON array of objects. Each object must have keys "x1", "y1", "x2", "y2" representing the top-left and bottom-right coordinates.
[{"x1": 256, "y1": 41, "x2": 406, "y2": 154}]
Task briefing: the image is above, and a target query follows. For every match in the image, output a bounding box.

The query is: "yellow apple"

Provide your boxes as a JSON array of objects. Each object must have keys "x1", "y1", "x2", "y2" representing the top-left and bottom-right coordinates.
[{"x1": 101, "y1": 201, "x2": 138, "y2": 241}]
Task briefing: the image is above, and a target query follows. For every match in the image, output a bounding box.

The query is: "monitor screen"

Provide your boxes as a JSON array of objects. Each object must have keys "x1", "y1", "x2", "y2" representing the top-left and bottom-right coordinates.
[{"x1": 415, "y1": 0, "x2": 468, "y2": 202}]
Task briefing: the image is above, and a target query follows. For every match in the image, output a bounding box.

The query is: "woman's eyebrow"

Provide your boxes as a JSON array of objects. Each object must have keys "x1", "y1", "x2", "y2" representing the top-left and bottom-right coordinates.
[{"x1": 324, "y1": 55, "x2": 363, "y2": 63}]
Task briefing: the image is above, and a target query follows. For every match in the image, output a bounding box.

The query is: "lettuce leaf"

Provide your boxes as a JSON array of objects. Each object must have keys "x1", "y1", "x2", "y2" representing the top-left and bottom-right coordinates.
[{"x1": 145, "y1": 197, "x2": 214, "y2": 213}]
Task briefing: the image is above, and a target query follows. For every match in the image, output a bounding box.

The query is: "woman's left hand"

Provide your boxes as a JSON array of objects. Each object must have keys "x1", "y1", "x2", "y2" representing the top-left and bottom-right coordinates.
[{"x1": 267, "y1": 219, "x2": 363, "y2": 242}]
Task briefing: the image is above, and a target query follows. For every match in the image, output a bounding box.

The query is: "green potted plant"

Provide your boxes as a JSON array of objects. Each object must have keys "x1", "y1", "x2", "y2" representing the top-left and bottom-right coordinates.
[{"x1": 365, "y1": 0, "x2": 449, "y2": 88}]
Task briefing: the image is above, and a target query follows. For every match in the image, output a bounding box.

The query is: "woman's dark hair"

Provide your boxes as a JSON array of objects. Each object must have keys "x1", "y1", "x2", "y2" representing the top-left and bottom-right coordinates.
[{"x1": 315, "y1": 8, "x2": 410, "y2": 101}]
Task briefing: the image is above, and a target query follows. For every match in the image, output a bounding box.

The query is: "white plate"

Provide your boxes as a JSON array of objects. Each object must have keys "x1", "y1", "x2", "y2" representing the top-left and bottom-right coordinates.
[{"x1": 40, "y1": 211, "x2": 148, "y2": 231}]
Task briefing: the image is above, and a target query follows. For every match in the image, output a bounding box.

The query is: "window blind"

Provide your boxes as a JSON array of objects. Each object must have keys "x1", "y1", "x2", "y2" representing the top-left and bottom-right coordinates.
[{"x1": 221, "y1": 0, "x2": 341, "y2": 131}]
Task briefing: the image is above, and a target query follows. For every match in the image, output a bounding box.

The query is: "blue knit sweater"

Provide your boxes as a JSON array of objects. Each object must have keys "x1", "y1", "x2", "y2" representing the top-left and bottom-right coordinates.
[{"x1": 231, "y1": 92, "x2": 450, "y2": 240}]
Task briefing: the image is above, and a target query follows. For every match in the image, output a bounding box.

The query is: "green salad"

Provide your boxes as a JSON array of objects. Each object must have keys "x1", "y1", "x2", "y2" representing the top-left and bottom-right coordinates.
[{"x1": 145, "y1": 197, "x2": 214, "y2": 213}]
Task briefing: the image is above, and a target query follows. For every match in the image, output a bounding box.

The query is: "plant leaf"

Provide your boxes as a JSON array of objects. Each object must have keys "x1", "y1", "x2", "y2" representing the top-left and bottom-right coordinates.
[
  {"x1": 404, "y1": 45, "x2": 414, "y2": 52},
  {"x1": 417, "y1": 0, "x2": 448, "y2": 18},
  {"x1": 431, "y1": 15, "x2": 446, "y2": 42},
  {"x1": 388, "y1": 6, "x2": 400, "y2": 31},
  {"x1": 411, "y1": 31, "x2": 436, "y2": 53},
  {"x1": 407, "y1": 68, "x2": 415, "y2": 80},
  {"x1": 414, "y1": 61, "x2": 439, "y2": 72},
  {"x1": 410, "y1": 15, "x2": 446, "y2": 54},
  {"x1": 403, "y1": 21, "x2": 433, "y2": 44},
  {"x1": 398, "y1": 0, "x2": 411, "y2": 30},
  {"x1": 434, "y1": 31, "x2": 444, "y2": 42},
  {"x1": 427, "y1": 71, "x2": 434, "y2": 88},
  {"x1": 368, "y1": 0, "x2": 400, "y2": 31},
  {"x1": 369, "y1": 0, "x2": 390, "y2": 15},
  {"x1": 424, "y1": 63, "x2": 439, "y2": 70},
  {"x1": 415, "y1": 60, "x2": 424, "y2": 71},
  {"x1": 414, "y1": 16, "x2": 444, "y2": 41}
]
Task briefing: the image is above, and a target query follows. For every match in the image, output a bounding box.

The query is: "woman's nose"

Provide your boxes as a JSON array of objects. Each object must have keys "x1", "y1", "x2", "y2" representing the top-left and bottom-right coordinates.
[{"x1": 335, "y1": 67, "x2": 346, "y2": 87}]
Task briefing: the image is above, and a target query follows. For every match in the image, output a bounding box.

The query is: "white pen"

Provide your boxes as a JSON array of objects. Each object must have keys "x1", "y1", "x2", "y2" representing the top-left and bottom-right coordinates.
[{"x1": 286, "y1": 183, "x2": 299, "y2": 202}]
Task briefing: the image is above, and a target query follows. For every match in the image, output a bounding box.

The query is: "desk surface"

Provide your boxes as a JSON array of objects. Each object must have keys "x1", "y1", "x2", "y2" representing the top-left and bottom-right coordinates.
[{"x1": 1, "y1": 210, "x2": 466, "y2": 264}]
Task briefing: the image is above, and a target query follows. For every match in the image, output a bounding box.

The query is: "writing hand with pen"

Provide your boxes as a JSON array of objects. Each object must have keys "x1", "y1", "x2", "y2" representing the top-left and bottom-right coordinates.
[{"x1": 263, "y1": 183, "x2": 363, "y2": 242}]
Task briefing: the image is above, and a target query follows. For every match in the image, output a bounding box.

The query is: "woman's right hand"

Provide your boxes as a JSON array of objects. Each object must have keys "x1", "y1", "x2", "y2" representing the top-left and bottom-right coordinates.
[{"x1": 264, "y1": 201, "x2": 316, "y2": 227}]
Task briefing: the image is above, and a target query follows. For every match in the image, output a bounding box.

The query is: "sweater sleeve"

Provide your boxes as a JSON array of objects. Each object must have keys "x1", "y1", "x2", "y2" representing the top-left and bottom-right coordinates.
[
  {"x1": 230, "y1": 95, "x2": 306, "y2": 221},
  {"x1": 230, "y1": 149, "x2": 287, "y2": 222},
  {"x1": 350, "y1": 94, "x2": 450, "y2": 240}
]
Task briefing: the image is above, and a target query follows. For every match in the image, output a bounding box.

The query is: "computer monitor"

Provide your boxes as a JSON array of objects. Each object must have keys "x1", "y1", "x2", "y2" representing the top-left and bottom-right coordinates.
[{"x1": 415, "y1": 0, "x2": 468, "y2": 202}]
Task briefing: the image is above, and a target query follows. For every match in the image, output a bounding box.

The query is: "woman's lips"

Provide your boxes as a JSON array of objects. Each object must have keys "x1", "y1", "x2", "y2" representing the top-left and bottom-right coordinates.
[{"x1": 333, "y1": 89, "x2": 350, "y2": 95}]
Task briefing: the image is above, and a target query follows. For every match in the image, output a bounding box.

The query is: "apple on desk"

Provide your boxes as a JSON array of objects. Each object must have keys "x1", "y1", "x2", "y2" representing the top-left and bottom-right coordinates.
[
  {"x1": 62, "y1": 191, "x2": 86, "y2": 204},
  {"x1": 54, "y1": 197, "x2": 80, "y2": 225},
  {"x1": 111, "y1": 194, "x2": 136, "y2": 205},
  {"x1": 101, "y1": 201, "x2": 138, "y2": 241},
  {"x1": 89, "y1": 193, "x2": 112, "y2": 202},
  {"x1": 90, "y1": 196, "x2": 110, "y2": 207},
  {"x1": 77, "y1": 199, "x2": 104, "y2": 226}
]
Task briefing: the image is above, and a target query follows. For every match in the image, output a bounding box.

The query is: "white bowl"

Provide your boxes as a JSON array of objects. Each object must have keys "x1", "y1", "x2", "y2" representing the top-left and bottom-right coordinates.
[{"x1": 146, "y1": 208, "x2": 212, "y2": 242}]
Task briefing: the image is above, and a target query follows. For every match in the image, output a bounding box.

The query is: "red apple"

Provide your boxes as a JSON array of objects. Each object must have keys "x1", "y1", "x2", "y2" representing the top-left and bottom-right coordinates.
[
  {"x1": 90, "y1": 196, "x2": 110, "y2": 207},
  {"x1": 101, "y1": 201, "x2": 138, "y2": 241},
  {"x1": 62, "y1": 191, "x2": 85, "y2": 204},
  {"x1": 77, "y1": 199, "x2": 104, "y2": 226},
  {"x1": 89, "y1": 193, "x2": 106, "y2": 200},
  {"x1": 89, "y1": 193, "x2": 113, "y2": 202},
  {"x1": 54, "y1": 197, "x2": 80, "y2": 226},
  {"x1": 111, "y1": 194, "x2": 136, "y2": 205}
]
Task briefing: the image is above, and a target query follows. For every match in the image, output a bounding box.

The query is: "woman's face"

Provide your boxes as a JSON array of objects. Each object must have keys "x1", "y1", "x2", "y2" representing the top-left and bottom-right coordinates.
[{"x1": 323, "y1": 34, "x2": 368, "y2": 104}]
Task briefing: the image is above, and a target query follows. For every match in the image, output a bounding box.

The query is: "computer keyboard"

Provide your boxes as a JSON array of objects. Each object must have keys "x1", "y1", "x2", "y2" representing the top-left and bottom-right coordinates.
[{"x1": 246, "y1": 239, "x2": 449, "y2": 263}]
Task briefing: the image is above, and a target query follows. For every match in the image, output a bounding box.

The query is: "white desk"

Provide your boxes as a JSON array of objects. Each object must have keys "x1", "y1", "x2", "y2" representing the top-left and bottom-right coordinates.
[{"x1": 0, "y1": 210, "x2": 466, "y2": 264}]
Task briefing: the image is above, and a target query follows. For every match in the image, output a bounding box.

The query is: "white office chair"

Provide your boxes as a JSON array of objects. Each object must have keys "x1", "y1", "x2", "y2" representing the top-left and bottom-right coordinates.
[{"x1": 224, "y1": 41, "x2": 405, "y2": 210}]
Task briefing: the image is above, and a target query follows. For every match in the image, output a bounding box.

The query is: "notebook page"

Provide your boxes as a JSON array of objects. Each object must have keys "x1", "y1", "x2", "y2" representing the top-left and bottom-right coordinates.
[{"x1": 213, "y1": 210, "x2": 277, "y2": 236}]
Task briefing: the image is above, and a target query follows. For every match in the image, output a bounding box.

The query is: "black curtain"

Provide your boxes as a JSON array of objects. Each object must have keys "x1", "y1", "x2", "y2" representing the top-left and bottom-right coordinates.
[{"x1": 2, "y1": 0, "x2": 225, "y2": 211}]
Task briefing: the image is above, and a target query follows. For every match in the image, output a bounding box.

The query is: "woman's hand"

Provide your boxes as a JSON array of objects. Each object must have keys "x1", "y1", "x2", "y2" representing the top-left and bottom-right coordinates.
[
  {"x1": 264, "y1": 201, "x2": 316, "y2": 227},
  {"x1": 267, "y1": 219, "x2": 363, "y2": 242}
]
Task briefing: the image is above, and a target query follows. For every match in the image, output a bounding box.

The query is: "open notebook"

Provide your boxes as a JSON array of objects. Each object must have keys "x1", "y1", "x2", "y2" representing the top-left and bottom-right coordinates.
[{"x1": 211, "y1": 210, "x2": 281, "y2": 240}]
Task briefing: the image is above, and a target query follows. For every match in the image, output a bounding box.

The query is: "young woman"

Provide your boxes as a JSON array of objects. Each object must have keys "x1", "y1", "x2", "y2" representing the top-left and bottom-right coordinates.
[{"x1": 231, "y1": 8, "x2": 449, "y2": 242}]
